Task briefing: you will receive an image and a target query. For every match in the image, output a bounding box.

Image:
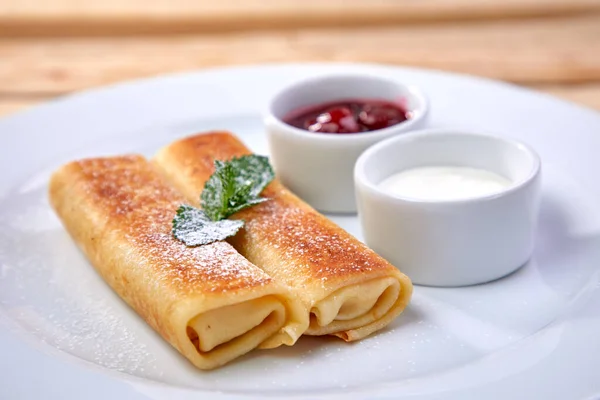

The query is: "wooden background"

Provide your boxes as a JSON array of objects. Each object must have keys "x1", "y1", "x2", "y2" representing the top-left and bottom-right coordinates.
[{"x1": 1, "y1": 0, "x2": 600, "y2": 117}]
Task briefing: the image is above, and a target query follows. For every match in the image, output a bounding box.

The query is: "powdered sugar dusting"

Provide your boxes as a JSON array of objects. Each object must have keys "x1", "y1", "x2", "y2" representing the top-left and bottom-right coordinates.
[
  {"x1": 74, "y1": 156, "x2": 272, "y2": 293},
  {"x1": 236, "y1": 187, "x2": 390, "y2": 286},
  {"x1": 0, "y1": 187, "x2": 159, "y2": 376},
  {"x1": 173, "y1": 205, "x2": 244, "y2": 246}
]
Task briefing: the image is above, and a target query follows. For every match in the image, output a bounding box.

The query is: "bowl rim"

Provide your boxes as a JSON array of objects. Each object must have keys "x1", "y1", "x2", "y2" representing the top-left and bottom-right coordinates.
[
  {"x1": 354, "y1": 128, "x2": 542, "y2": 205},
  {"x1": 264, "y1": 72, "x2": 429, "y2": 143}
]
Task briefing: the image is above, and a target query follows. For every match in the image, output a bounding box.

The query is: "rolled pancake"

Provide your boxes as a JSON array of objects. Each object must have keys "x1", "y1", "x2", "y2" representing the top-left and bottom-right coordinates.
[
  {"x1": 49, "y1": 155, "x2": 307, "y2": 370},
  {"x1": 153, "y1": 132, "x2": 413, "y2": 341}
]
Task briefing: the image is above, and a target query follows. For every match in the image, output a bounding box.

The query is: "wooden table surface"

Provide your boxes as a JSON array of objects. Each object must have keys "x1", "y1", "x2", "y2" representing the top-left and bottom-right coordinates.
[{"x1": 1, "y1": 0, "x2": 600, "y2": 117}]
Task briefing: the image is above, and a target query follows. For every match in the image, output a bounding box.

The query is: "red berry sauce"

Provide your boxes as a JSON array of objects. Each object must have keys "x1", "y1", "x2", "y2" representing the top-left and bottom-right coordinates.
[{"x1": 283, "y1": 98, "x2": 409, "y2": 134}]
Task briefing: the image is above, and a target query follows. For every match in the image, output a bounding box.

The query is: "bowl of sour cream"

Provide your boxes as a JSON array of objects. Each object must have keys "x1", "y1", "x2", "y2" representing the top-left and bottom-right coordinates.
[{"x1": 354, "y1": 129, "x2": 542, "y2": 287}]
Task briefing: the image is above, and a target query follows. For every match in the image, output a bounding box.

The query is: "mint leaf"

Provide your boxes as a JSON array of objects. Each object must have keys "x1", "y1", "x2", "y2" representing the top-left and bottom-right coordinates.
[
  {"x1": 172, "y1": 205, "x2": 244, "y2": 246},
  {"x1": 172, "y1": 154, "x2": 275, "y2": 247},
  {"x1": 228, "y1": 155, "x2": 275, "y2": 198},
  {"x1": 201, "y1": 155, "x2": 274, "y2": 221}
]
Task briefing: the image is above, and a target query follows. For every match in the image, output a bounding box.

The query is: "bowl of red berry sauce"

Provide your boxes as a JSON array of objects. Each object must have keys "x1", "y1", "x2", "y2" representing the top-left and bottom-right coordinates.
[
  {"x1": 264, "y1": 73, "x2": 428, "y2": 213},
  {"x1": 284, "y1": 98, "x2": 411, "y2": 134}
]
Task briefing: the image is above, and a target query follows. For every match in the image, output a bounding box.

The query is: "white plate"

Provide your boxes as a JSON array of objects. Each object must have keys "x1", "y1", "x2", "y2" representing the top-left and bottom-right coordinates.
[{"x1": 1, "y1": 63, "x2": 600, "y2": 400}]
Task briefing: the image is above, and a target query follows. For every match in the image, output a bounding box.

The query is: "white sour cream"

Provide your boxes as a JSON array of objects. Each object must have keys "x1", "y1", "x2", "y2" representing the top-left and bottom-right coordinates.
[{"x1": 379, "y1": 166, "x2": 512, "y2": 201}]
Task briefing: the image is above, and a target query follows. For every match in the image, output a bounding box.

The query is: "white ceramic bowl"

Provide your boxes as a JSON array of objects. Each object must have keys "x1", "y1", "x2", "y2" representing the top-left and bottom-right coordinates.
[
  {"x1": 264, "y1": 73, "x2": 428, "y2": 213},
  {"x1": 354, "y1": 129, "x2": 542, "y2": 287}
]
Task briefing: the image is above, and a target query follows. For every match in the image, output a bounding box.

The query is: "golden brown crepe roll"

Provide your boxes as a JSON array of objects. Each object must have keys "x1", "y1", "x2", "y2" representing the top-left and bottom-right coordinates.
[
  {"x1": 49, "y1": 155, "x2": 307, "y2": 370},
  {"x1": 153, "y1": 132, "x2": 413, "y2": 342}
]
